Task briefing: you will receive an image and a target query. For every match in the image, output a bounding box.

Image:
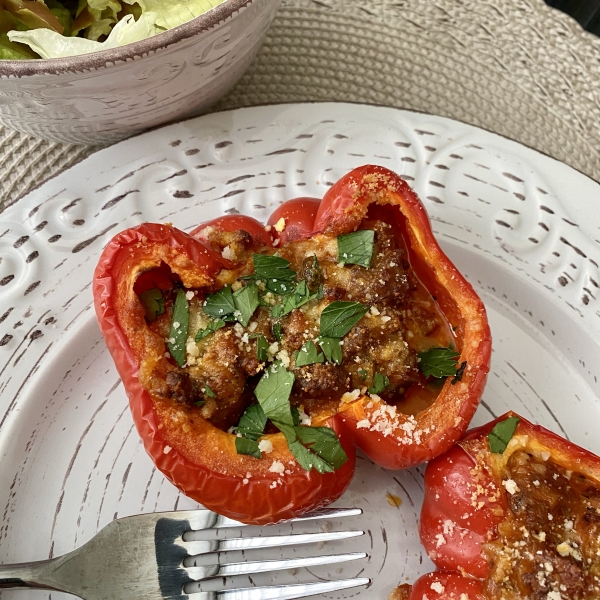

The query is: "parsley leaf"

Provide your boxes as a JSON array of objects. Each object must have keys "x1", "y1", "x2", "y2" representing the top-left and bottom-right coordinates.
[
  {"x1": 233, "y1": 283, "x2": 259, "y2": 326},
  {"x1": 337, "y1": 230, "x2": 375, "y2": 268},
  {"x1": 256, "y1": 335, "x2": 269, "y2": 362},
  {"x1": 139, "y1": 288, "x2": 165, "y2": 321},
  {"x1": 286, "y1": 436, "x2": 336, "y2": 473},
  {"x1": 291, "y1": 406, "x2": 301, "y2": 427},
  {"x1": 272, "y1": 322, "x2": 282, "y2": 342},
  {"x1": 252, "y1": 254, "x2": 297, "y2": 294},
  {"x1": 254, "y1": 361, "x2": 295, "y2": 428},
  {"x1": 358, "y1": 368, "x2": 367, "y2": 381},
  {"x1": 271, "y1": 304, "x2": 284, "y2": 319},
  {"x1": 167, "y1": 289, "x2": 189, "y2": 367},
  {"x1": 368, "y1": 372, "x2": 390, "y2": 395},
  {"x1": 282, "y1": 280, "x2": 317, "y2": 315},
  {"x1": 204, "y1": 286, "x2": 236, "y2": 319},
  {"x1": 488, "y1": 416, "x2": 520, "y2": 454},
  {"x1": 252, "y1": 362, "x2": 347, "y2": 473},
  {"x1": 294, "y1": 341, "x2": 324, "y2": 367},
  {"x1": 195, "y1": 319, "x2": 226, "y2": 341},
  {"x1": 295, "y1": 426, "x2": 348, "y2": 470},
  {"x1": 320, "y1": 301, "x2": 369, "y2": 338},
  {"x1": 418, "y1": 347, "x2": 461, "y2": 379},
  {"x1": 302, "y1": 254, "x2": 322, "y2": 292},
  {"x1": 318, "y1": 337, "x2": 343, "y2": 365},
  {"x1": 195, "y1": 400, "x2": 205, "y2": 407},
  {"x1": 237, "y1": 404, "x2": 268, "y2": 441},
  {"x1": 204, "y1": 385, "x2": 216, "y2": 398},
  {"x1": 235, "y1": 437, "x2": 262, "y2": 459}
]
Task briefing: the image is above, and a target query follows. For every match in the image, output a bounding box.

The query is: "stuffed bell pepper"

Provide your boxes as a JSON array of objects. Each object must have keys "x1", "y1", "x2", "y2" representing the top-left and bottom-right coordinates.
[
  {"x1": 399, "y1": 412, "x2": 600, "y2": 599},
  {"x1": 93, "y1": 164, "x2": 491, "y2": 524}
]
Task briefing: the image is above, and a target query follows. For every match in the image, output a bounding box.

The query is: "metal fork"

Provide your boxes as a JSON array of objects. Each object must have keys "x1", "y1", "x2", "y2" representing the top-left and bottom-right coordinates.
[{"x1": 0, "y1": 507, "x2": 369, "y2": 599}]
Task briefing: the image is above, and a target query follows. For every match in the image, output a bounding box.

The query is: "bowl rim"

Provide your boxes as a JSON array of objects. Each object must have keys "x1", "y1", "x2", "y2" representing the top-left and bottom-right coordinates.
[{"x1": 0, "y1": 0, "x2": 254, "y2": 77}]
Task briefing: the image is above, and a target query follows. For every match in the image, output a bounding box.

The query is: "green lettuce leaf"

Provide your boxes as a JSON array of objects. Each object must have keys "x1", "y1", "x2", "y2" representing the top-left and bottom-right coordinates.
[
  {"x1": 8, "y1": 0, "x2": 224, "y2": 58},
  {"x1": 8, "y1": 12, "x2": 154, "y2": 57},
  {"x1": 0, "y1": 32, "x2": 39, "y2": 59},
  {"x1": 122, "y1": 0, "x2": 225, "y2": 31}
]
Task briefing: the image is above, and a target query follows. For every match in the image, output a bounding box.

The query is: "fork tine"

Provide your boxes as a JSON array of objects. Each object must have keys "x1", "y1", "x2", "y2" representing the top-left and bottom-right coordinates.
[
  {"x1": 183, "y1": 529, "x2": 364, "y2": 557},
  {"x1": 173, "y1": 507, "x2": 363, "y2": 533},
  {"x1": 183, "y1": 551, "x2": 367, "y2": 580},
  {"x1": 188, "y1": 577, "x2": 371, "y2": 599}
]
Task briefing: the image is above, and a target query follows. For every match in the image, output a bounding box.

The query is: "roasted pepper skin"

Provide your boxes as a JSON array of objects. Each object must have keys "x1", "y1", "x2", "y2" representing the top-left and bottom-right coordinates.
[
  {"x1": 409, "y1": 411, "x2": 600, "y2": 599},
  {"x1": 93, "y1": 165, "x2": 491, "y2": 524}
]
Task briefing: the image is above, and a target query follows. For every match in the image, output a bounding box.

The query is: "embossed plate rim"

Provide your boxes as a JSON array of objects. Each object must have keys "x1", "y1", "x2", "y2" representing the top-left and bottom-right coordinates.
[{"x1": 1, "y1": 102, "x2": 600, "y2": 599}]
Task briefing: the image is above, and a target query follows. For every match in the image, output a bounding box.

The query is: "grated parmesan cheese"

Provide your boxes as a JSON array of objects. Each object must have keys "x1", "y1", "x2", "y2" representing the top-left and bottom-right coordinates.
[
  {"x1": 502, "y1": 479, "x2": 520, "y2": 495},
  {"x1": 258, "y1": 439, "x2": 274, "y2": 454},
  {"x1": 221, "y1": 245, "x2": 235, "y2": 260},
  {"x1": 269, "y1": 460, "x2": 285, "y2": 474}
]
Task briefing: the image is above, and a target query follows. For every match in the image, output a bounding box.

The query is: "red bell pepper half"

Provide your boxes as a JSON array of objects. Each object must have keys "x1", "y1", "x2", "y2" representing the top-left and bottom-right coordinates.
[
  {"x1": 405, "y1": 411, "x2": 600, "y2": 599},
  {"x1": 93, "y1": 164, "x2": 491, "y2": 524}
]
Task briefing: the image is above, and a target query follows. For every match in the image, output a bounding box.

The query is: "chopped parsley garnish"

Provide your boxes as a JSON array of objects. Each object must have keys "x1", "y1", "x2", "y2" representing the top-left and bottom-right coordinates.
[
  {"x1": 488, "y1": 416, "x2": 520, "y2": 454},
  {"x1": 256, "y1": 335, "x2": 269, "y2": 362},
  {"x1": 167, "y1": 289, "x2": 189, "y2": 367},
  {"x1": 272, "y1": 322, "x2": 282, "y2": 342},
  {"x1": 234, "y1": 404, "x2": 268, "y2": 459},
  {"x1": 249, "y1": 361, "x2": 348, "y2": 473},
  {"x1": 337, "y1": 229, "x2": 375, "y2": 268},
  {"x1": 237, "y1": 404, "x2": 268, "y2": 440},
  {"x1": 302, "y1": 254, "x2": 322, "y2": 291},
  {"x1": 291, "y1": 406, "x2": 301, "y2": 427},
  {"x1": 235, "y1": 437, "x2": 262, "y2": 459},
  {"x1": 368, "y1": 372, "x2": 390, "y2": 395},
  {"x1": 418, "y1": 347, "x2": 461, "y2": 379},
  {"x1": 232, "y1": 283, "x2": 259, "y2": 326},
  {"x1": 203, "y1": 286, "x2": 236, "y2": 319},
  {"x1": 271, "y1": 304, "x2": 284, "y2": 319},
  {"x1": 204, "y1": 283, "x2": 259, "y2": 327},
  {"x1": 194, "y1": 400, "x2": 205, "y2": 407},
  {"x1": 254, "y1": 361, "x2": 296, "y2": 426},
  {"x1": 294, "y1": 426, "x2": 348, "y2": 470},
  {"x1": 319, "y1": 301, "x2": 369, "y2": 338},
  {"x1": 195, "y1": 319, "x2": 226, "y2": 341},
  {"x1": 294, "y1": 341, "x2": 324, "y2": 367},
  {"x1": 358, "y1": 368, "x2": 367, "y2": 381},
  {"x1": 139, "y1": 287, "x2": 165, "y2": 321},
  {"x1": 282, "y1": 280, "x2": 318, "y2": 315},
  {"x1": 318, "y1": 336, "x2": 343, "y2": 365},
  {"x1": 251, "y1": 254, "x2": 297, "y2": 294},
  {"x1": 204, "y1": 384, "x2": 216, "y2": 398}
]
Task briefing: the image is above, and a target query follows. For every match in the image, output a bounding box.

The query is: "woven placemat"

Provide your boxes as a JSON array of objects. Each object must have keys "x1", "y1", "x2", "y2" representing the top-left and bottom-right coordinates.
[{"x1": 2, "y1": 0, "x2": 599, "y2": 211}]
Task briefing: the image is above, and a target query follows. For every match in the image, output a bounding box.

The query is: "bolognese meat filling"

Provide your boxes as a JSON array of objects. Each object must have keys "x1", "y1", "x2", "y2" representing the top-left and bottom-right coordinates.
[
  {"x1": 483, "y1": 449, "x2": 600, "y2": 599},
  {"x1": 136, "y1": 218, "x2": 459, "y2": 467}
]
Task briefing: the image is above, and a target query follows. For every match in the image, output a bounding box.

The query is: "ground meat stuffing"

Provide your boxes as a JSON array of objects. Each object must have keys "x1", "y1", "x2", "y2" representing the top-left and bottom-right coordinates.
[
  {"x1": 484, "y1": 450, "x2": 600, "y2": 599},
  {"x1": 139, "y1": 218, "x2": 452, "y2": 431}
]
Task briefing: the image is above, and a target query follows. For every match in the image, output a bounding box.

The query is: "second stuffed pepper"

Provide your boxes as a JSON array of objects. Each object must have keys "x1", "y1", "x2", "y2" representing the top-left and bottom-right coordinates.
[{"x1": 403, "y1": 411, "x2": 600, "y2": 599}]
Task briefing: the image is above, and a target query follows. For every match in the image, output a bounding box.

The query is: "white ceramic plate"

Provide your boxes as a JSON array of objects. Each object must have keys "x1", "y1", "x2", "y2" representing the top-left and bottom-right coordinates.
[{"x1": 1, "y1": 103, "x2": 600, "y2": 599}]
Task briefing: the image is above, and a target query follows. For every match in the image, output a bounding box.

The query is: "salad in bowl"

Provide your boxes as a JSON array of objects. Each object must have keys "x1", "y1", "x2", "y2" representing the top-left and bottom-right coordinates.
[{"x1": 1, "y1": 0, "x2": 225, "y2": 59}]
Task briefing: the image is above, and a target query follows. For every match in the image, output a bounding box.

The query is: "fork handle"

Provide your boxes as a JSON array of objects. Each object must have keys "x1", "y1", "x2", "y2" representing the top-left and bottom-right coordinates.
[{"x1": 0, "y1": 559, "x2": 62, "y2": 590}]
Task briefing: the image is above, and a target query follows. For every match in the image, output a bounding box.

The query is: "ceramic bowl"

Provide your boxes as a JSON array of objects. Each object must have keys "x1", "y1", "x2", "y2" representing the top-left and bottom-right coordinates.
[{"x1": 0, "y1": 0, "x2": 280, "y2": 145}]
